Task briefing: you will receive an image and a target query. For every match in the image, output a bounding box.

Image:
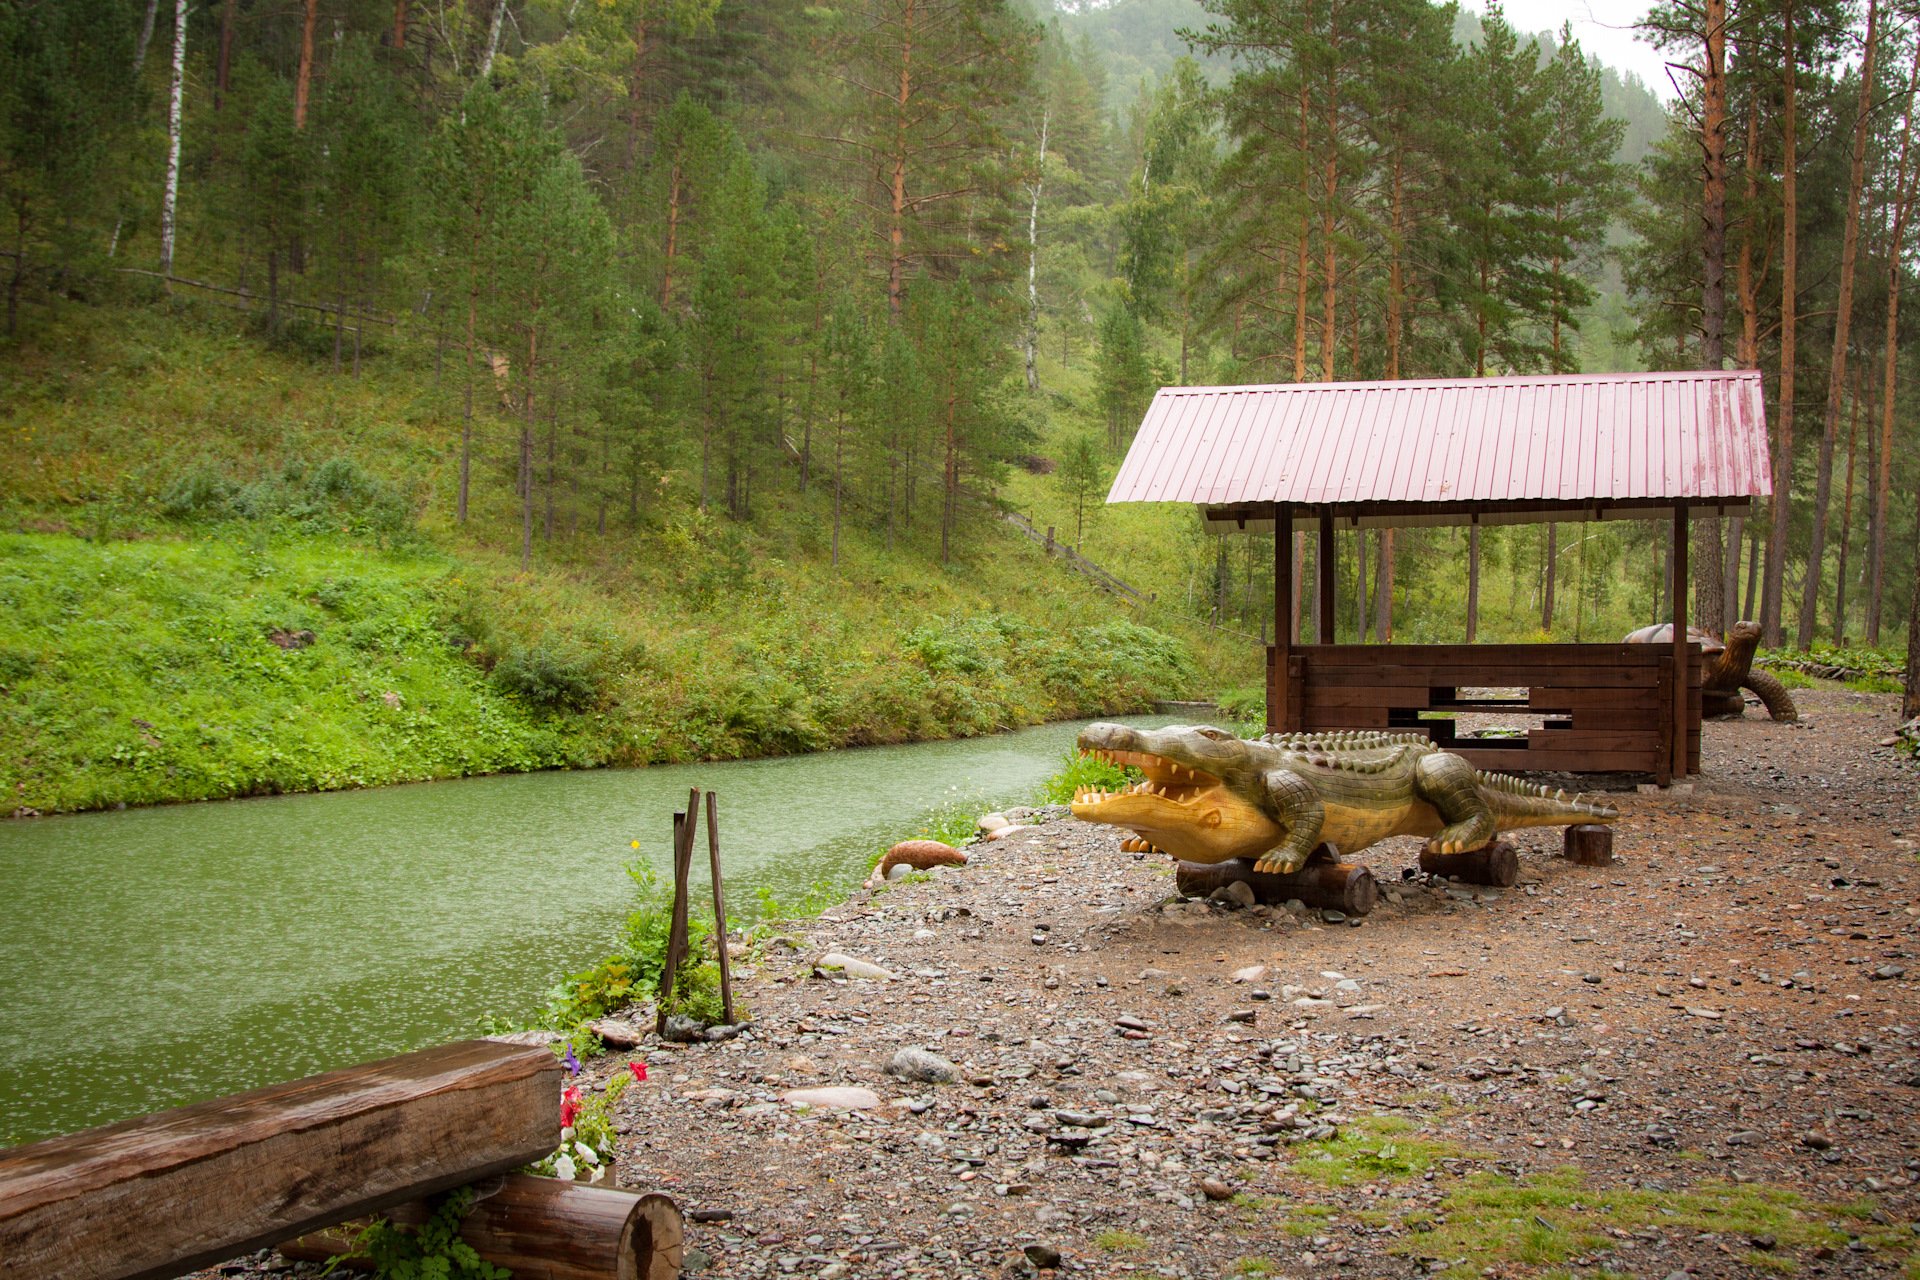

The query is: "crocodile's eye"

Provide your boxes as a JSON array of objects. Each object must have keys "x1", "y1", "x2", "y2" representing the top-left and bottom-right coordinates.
[{"x1": 1193, "y1": 726, "x2": 1234, "y2": 741}]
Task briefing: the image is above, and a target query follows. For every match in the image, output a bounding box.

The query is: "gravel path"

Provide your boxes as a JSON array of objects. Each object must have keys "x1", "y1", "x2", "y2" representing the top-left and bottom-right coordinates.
[{"x1": 209, "y1": 687, "x2": 1920, "y2": 1279}]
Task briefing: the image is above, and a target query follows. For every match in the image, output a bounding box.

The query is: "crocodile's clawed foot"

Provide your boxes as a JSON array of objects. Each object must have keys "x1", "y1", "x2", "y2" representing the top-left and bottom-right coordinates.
[
  {"x1": 1252, "y1": 853, "x2": 1308, "y2": 875},
  {"x1": 1425, "y1": 831, "x2": 1494, "y2": 856}
]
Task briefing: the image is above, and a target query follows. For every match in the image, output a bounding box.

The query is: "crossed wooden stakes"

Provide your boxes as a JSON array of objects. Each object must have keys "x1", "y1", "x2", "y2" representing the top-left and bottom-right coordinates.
[{"x1": 657, "y1": 787, "x2": 736, "y2": 1032}]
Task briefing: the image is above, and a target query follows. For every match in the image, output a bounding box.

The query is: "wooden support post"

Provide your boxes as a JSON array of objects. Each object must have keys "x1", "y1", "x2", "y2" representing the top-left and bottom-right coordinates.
[
  {"x1": 1563, "y1": 824, "x2": 1614, "y2": 866},
  {"x1": 0, "y1": 1041, "x2": 560, "y2": 1280},
  {"x1": 1418, "y1": 840, "x2": 1520, "y2": 887},
  {"x1": 1174, "y1": 852, "x2": 1378, "y2": 916},
  {"x1": 1317, "y1": 508, "x2": 1335, "y2": 645},
  {"x1": 704, "y1": 790, "x2": 735, "y2": 1026},
  {"x1": 283, "y1": 1174, "x2": 685, "y2": 1280},
  {"x1": 1272, "y1": 502, "x2": 1292, "y2": 734},
  {"x1": 1671, "y1": 502, "x2": 1689, "y2": 780}
]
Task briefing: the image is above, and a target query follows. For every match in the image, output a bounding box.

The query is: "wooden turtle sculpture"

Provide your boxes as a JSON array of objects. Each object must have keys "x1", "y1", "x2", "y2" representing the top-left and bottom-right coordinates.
[{"x1": 1622, "y1": 619, "x2": 1798, "y2": 721}]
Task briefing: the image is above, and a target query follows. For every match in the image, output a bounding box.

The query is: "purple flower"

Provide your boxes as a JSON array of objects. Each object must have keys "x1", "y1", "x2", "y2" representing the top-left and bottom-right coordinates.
[{"x1": 563, "y1": 1045, "x2": 581, "y2": 1077}]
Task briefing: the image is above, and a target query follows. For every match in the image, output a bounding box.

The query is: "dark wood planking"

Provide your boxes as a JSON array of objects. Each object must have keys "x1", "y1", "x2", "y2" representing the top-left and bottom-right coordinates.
[
  {"x1": 0, "y1": 1041, "x2": 560, "y2": 1280},
  {"x1": 282, "y1": 1173, "x2": 684, "y2": 1280}
]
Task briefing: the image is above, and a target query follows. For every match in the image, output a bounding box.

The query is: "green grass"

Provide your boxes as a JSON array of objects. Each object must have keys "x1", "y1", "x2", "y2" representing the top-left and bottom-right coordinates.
[
  {"x1": 1289, "y1": 1114, "x2": 1458, "y2": 1187},
  {"x1": 1404, "y1": 1167, "x2": 1911, "y2": 1278},
  {"x1": 1093, "y1": 1230, "x2": 1149, "y2": 1252}
]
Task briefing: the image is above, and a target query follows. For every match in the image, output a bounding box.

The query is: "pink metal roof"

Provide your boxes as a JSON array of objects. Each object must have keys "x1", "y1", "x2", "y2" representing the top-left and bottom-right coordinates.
[{"x1": 1110, "y1": 371, "x2": 1771, "y2": 529}]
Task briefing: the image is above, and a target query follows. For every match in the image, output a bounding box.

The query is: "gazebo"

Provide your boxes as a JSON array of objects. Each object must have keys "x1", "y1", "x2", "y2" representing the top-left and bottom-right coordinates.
[{"x1": 1109, "y1": 371, "x2": 1773, "y2": 785}]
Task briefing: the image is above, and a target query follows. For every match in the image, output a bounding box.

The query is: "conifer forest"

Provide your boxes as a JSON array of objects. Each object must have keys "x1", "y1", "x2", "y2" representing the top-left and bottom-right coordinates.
[{"x1": 3, "y1": 0, "x2": 1918, "y2": 735}]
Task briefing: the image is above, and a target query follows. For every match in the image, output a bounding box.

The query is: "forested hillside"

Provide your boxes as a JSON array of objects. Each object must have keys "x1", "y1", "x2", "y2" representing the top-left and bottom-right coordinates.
[{"x1": 3, "y1": 0, "x2": 1917, "y2": 811}]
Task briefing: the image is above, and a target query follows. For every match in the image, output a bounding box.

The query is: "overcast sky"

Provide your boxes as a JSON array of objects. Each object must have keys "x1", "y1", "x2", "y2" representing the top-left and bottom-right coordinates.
[{"x1": 1461, "y1": 0, "x2": 1677, "y2": 99}]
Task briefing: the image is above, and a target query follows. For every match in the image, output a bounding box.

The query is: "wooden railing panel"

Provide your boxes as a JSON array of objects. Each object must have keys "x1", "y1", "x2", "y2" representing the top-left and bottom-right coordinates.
[{"x1": 1266, "y1": 644, "x2": 1703, "y2": 779}]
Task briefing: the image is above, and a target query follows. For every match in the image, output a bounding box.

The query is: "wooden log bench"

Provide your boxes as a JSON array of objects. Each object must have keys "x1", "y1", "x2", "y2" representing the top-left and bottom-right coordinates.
[{"x1": 0, "y1": 1040, "x2": 561, "y2": 1280}]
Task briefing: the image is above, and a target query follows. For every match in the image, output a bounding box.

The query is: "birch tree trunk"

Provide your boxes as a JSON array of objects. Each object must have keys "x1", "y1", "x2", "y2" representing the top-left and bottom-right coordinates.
[
  {"x1": 480, "y1": 0, "x2": 507, "y2": 80},
  {"x1": 159, "y1": 0, "x2": 187, "y2": 275},
  {"x1": 1797, "y1": 0, "x2": 1877, "y2": 649},
  {"x1": 134, "y1": 0, "x2": 160, "y2": 74},
  {"x1": 1024, "y1": 109, "x2": 1048, "y2": 393}
]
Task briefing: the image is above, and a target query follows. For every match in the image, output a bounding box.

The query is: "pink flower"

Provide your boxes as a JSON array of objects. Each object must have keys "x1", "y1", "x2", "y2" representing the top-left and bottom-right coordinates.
[{"x1": 628, "y1": 1061, "x2": 648, "y2": 1083}]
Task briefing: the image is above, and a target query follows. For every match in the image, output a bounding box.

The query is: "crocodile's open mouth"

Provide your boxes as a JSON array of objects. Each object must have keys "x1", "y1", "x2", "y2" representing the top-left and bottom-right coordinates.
[{"x1": 1071, "y1": 747, "x2": 1228, "y2": 851}]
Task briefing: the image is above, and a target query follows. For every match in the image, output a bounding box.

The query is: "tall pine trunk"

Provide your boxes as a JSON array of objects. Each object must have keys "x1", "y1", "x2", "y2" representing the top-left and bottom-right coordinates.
[
  {"x1": 1833, "y1": 373, "x2": 1860, "y2": 643},
  {"x1": 1542, "y1": 524, "x2": 1557, "y2": 630},
  {"x1": 1695, "y1": 0, "x2": 1730, "y2": 633},
  {"x1": 1761, "y1": 3, "x2": 1799, "y2": 646},
  {"x1": 887, "y1": 0, "x2": 916, "y2": 321},
  {"x1": 295, "y1": 0, "x2": 318, "y2": 129},
  {"x1": 1466, "y1": 525, "x2": 1480, "y2": 642},
  {"x1": 1869, "y1": 42, "x2": 1920, "y2": 643},
  {"x1": 1736, "y1": 92, "x2": 1761, "y2": 368},
  {"x1": 1797, "y1": 0, "x2": 1877, "y2": 649}
]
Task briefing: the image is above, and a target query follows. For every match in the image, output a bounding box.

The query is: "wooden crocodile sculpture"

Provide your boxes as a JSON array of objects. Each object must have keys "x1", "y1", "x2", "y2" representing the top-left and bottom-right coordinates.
[
  {"x1": 1622, "y1": 619, "x2": 1798, "y2": 721},
  {"x1": 1070, "y1": 723, "x2": 1618, "y2": 873}
]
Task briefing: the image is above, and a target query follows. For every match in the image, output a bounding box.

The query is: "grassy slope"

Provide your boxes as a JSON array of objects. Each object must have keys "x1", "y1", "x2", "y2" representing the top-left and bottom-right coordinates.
[{"x1": 0, "y1": 299, "x2": 1257, "y2": 814}]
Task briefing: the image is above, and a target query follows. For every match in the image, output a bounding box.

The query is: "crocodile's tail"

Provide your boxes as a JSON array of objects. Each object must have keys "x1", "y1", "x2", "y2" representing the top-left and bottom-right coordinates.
[{"x1": 1475, "y1": 770, "x2": 1619, "y2": 828}]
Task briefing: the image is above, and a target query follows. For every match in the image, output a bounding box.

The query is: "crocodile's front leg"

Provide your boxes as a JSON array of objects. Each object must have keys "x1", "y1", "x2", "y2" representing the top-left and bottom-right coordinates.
[
  {"x1": 1251, "y1": 770, "x2": 1324, "y2": 873},
  {"x1": 1413, "y1": 751, "x2": 1496, "y2": 853}
]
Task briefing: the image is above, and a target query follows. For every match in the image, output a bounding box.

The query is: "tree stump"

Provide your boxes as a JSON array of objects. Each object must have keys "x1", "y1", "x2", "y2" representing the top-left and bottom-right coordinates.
[
  {"x1": 1174, "y1": 849, "x2": 1378, "y2": 916},
  {"x1": 1418, "y1": 840, "x2": 1519, "y2": 887},
  {"x1": 1562, "y1": 824, "x2": 1614, "y2": 866}
]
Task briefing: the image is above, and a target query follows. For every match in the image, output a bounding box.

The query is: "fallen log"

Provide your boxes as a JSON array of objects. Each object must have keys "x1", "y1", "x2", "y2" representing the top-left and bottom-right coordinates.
[
  {"x1": 1418, "y1": 840, "x2": 1520, "y2": 887},
  {"x1": 0, "y1": 1040, "x2": 559, "y2": 1280},
  {"x1": 1174, "y1": 853, "x2": 1378, "y2": 916},
  {"x1": 281, "y1": 1173, "x2": 684, "y2": 1280}
]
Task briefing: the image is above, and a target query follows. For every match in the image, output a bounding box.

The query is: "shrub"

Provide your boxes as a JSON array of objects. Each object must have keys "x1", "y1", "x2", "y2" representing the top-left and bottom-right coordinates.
[
  {"x1": 491, "y1": 644, "x2": 600, "y2": 712},
  {"x1": 1037, "y1": 747, "x2": 1141, "y2": 806},
  {"x1": 158, "y1": 464, "x2": 238, "y2": 520}
]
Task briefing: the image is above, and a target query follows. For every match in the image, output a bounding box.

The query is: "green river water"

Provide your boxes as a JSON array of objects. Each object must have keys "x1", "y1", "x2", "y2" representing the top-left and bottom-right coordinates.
[{"x1": 0, "y1": 715, "x2": 1176, "y2": 1146}]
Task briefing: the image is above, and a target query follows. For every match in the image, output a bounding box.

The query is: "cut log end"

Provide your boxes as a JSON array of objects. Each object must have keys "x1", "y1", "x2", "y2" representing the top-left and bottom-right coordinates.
[{"x1": 1563, "y1": 824, "x2": 1614, "y2": 866}]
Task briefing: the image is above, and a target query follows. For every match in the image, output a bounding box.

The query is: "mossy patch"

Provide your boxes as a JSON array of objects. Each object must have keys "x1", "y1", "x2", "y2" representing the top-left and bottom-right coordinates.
[
  {"x1": 1289, "y1": 1113, "x2": 1461, "y2": 1187},
  {"x1": 1405, "y1": 1166, "x2": 1907, "y2": 1278}
]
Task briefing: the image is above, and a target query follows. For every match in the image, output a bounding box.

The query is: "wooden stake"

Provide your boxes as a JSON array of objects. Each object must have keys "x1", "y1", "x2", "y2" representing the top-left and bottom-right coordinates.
[
  {"x1": 704, "y1": 790, "x2": 735, "y2": 1026},
  {"x1": 656, "y1": 791, "x2": 699, "y2": 1032}
]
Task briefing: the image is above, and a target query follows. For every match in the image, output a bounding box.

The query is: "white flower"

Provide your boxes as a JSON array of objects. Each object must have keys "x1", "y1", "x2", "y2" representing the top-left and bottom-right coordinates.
[
  {"x1": 553, "y1": 1153, "x2": 577, "y2": 1182},
  {"x1": 589, "y1": 1163, "x2": 607, "y2": 1184},
  {"x1": 560, "y1": 1125, "x2": 576, "y2": 1141}
]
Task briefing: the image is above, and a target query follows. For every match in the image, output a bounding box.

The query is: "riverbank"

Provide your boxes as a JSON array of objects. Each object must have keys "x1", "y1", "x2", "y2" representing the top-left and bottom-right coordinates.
[
  {"x1": 0, "y1": 527, "x2": 1214, "y2": 817},
  {"x1": 198, "y1": 685, "x2": 1920, "y2": 1279}
]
